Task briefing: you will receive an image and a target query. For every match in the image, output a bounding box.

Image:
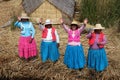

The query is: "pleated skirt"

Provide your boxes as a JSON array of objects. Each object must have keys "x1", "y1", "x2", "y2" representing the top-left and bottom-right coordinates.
[
  {"x1": 40, "y1": 41, "x2": 60, "y2": 62},
  {"x1": 64, "y1": 45, "x2": 86, "y2": 69},
  {"x1": 18, "y1": 36, "x2": 37, "y2": 59},
  {"x1": 87, "y1": 48, "x2": 108, "y2": 71}
]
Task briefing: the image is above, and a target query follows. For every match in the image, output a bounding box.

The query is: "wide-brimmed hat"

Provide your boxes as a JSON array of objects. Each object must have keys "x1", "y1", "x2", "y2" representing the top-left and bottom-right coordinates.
[
  {"x1": 45, "y1": 19, "x2": 52, "y2": 25},
  {"x1": 71, "y1": 20, "x2": 78, "y2": 25},
  {"x1": 20, "y1": 13, "x2": 30, "y2": 20},
  {"x1": 93, "y1": 24, "x2": 105, "y2": 30}
]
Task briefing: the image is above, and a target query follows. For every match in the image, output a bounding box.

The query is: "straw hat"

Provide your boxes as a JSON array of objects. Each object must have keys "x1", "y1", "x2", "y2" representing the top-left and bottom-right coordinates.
[
  {"x1": 45, "y1": 19, "x2": 52, "y2": 25},
  {"x1": 71, "y1": 20, "x2": 78, "y2": 25},
  {"x1": 93, "y1": 24, "x2": 105, "y2": 30},
  {"x1": 20, "y1": 13, "x2": 30, "y2": 19}
]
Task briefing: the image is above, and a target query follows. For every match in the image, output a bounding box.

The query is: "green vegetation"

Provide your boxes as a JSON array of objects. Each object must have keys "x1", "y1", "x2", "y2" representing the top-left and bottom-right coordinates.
[
  {"x1": 11, "y1": 16, "x2": 17, "y2": 30},
  {"x1": 80, "y1": 0, "x2": 120, "y2": 28}
]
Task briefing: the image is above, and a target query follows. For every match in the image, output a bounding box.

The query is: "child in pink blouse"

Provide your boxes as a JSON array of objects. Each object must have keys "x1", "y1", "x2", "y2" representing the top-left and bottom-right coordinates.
[{"x1": 61, "y1": 19, "x2": 88, "y2": 69}]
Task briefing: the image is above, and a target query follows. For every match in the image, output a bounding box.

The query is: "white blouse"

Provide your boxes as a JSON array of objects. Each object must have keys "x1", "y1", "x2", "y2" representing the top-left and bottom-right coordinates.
[{"x1": 39, "y1": 24, "x2": 59, "y2": 43}]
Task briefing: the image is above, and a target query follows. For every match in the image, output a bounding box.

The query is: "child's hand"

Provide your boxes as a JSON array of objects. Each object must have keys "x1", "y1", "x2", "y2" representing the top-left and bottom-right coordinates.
[
  {"x1": 60, "y1": 18, "x2": 64, "y2": 24},
  {"x1": 97, "y1": 42, "x2": 102, "y2": 45},
  {"x1": 39, "y1": 18, "x2": 43, "y2": 24},
  {"x1": 57, "y1": 43, "x2": 60, "y2": 48},
  {"x1": 83, "y1": 18, "x2": 88, "y2": 24},
  {"x1": 18, "y1": 17, "x2": 21, "y2": 21},
  {"x1": 29, "y1": 38, "x2": 33, "y2": 44}
]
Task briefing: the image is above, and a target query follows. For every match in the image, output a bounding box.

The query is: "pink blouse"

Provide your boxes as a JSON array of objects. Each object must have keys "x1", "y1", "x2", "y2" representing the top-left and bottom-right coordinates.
[{"x1": 62, "y1": 24, "x2": 85, "y2": 46}]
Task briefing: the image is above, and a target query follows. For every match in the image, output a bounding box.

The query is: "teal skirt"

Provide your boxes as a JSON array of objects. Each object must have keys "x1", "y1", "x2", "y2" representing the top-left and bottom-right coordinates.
[
  {"x1": 87, "y1": 48, "x2": 108, "y2": 71},
  {"x1": 64, "y1": 45, "x2": 86, "y2": 69},
  {"x1": 40, "y1": 41, "x2": 60, "y2": 62}
]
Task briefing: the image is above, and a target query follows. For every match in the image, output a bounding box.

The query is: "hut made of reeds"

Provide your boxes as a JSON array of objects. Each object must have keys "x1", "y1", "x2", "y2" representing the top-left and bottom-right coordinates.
[{"x1": 22, "y1": 0, "x2": 75, "y2": 24}]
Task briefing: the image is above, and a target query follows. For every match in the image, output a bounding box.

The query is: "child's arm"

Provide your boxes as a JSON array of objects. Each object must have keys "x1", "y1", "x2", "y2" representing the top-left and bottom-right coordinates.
[
  {"x1": 14, "y1": 17, "x2": 22, "y2": 28},
  {"x1": 14, "y1": 21, "x2": 21, "y2": 28},
  {"x1": 55, "y1": 30, "x2": 60, "y2": 48},
  {"x1": 79, "y1": 18, "x2": 88, "y2": 33},
  {"x1": 39, "y1": 24, "x2": 45, "y2": 30},
  {"x1": 61, "y1": 24, "x2": 70, "y2": 33},
  {"x1": 29, "y1": 22, "x2": 35, "y2": 43},
  {"x1": 30, "y1": 22, "x2": 35, "y2": 39},
  {"x1": 98, "y1": 35, "x2": 107, "y2": 45},
  {"x1": 55, "y1": 30, "x2": 59, "y2": 43},
  {"x1": 60, "y1": 18, "x2": 70, "y2": 33},
  {"x1": 86, "y1": 32, "x2": 92, "y2": 39},
  {"x1": 79, "y1": 24, "x2": 86, "y2": 33},
  {"x1": 38, "y1": 18, "x2": 45, "y2": 30}
]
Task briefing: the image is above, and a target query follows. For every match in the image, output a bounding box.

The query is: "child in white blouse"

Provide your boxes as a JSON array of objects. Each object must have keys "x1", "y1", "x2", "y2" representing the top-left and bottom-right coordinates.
[{"x1": 39, "y1": 19, "x2": 60, "y2": 63}]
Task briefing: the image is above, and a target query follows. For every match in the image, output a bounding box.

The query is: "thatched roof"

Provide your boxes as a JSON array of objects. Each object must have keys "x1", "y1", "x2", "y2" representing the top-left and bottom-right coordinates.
[{"x1": 22, "y1": 0, "x2": 75, "y2": 18}]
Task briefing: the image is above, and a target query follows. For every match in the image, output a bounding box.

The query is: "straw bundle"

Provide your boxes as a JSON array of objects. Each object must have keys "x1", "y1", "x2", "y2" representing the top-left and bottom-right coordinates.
[{"x1": 0, "y1": 26, "x2": 120, "y2": 80}]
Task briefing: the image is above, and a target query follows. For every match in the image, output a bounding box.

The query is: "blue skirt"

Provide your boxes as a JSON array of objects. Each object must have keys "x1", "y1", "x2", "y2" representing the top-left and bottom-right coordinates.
[
  {"x1": 87, "y1": 48, "x2": 108, "y2": 71},
  {"x1": 40, "y1": 41, "x2": 60, "y2": 62},
  {"x1": 64, "y1": 45, "x2": 86, "y2": 69}
]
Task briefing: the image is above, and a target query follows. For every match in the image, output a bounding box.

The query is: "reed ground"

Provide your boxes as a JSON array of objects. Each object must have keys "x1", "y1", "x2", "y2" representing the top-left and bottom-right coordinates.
[{"x1": 0, "y1": 0, "x2": 120, "y2": 80}]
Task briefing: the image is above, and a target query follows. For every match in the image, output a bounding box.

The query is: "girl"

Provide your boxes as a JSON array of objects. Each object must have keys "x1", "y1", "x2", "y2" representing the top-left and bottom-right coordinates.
[
  {"x1": 14, "y1": 13, "x2": 37, "y2": 60},
  {"x1": 61, "y1": 19, "x2": 88, "y2": 69},
  {"x1": 87, "y1": 24, "x2": 108, "y2": 72},
  {"x1": 39, "y1": 19, "x2": 60, "y2": 63}
]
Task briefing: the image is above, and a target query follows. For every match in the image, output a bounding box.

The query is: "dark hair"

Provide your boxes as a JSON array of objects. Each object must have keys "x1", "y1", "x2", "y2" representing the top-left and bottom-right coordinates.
[
  {"x1": 45, "y1": 24, "x2": 52, "y2": 28},
  {"x1": 21, "y1": 19, "x2": 29, "y2": 22},
  {"x1": 94, "y1": 29, "x2": 102, "y2": 32},
  {"x1": 70, "y1": 24, "x2": 79, "y2": 30},
  {"x1": 94, "y1": 29, "x2": 102, "y2": 33}
]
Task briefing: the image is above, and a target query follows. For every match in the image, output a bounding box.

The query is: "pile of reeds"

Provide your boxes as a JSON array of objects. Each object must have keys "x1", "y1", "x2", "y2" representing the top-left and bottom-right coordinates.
[{"x1": 0, "y1": 26, "x2": 120, "y2": 80}]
